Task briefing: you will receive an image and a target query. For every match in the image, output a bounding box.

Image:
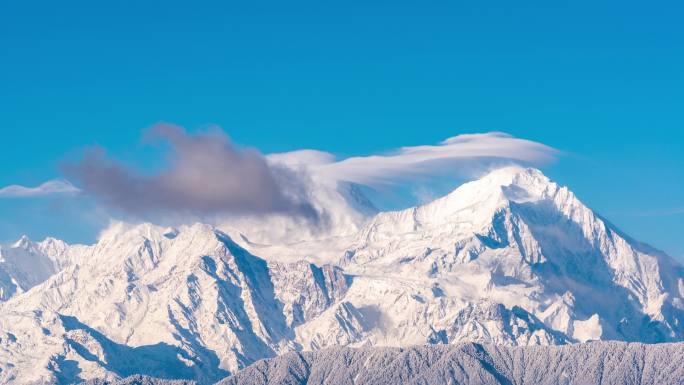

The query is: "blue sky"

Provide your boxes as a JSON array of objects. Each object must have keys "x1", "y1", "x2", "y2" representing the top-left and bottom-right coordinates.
[{"x1": 1, "y1": 0, "x2": 683, "y2": 257}]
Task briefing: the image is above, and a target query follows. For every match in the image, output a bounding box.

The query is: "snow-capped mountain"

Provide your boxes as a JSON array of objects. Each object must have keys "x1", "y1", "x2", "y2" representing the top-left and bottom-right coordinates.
[
  {"x1": 0, "y1": 236, "x2": 70, "y2": 301},
  {"x1": 0, "y1": 223, "x2": 351, "y2": 384},
  {"x1": 1, "y1": 167, "x2": 683, "y2": 384},
  {"x1": 336, "y1": 167, "x2": 684, "y2": 345}
]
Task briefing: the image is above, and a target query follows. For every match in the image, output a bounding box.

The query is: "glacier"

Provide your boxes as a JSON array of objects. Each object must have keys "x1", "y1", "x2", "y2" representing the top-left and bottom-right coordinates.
[{"x1": 1, "y1": 167, "x2": 683, "y2": 384}]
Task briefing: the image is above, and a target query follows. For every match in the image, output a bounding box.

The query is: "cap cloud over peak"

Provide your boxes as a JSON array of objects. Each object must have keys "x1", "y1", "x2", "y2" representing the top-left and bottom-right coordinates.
[{"x1": 2, "y1": 128, "x2": 559, "y2": 231}]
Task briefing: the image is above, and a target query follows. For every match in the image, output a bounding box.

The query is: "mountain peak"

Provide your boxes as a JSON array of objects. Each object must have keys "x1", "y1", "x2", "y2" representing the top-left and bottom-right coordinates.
[
  {"x1": 477, "y1": 165, "x2": 532, "y2": 181},
  {"x1": 470, "y1": 167, "x2": 553, "y2": 198},
  {"x1": 431, "y1": 167, "x2": 563, "y2": 214},
  {"x1": 401, "y1": 167, "x2": 556, "y2": 225},
  {"x1": 11, "y1": 235, "x2": 33, "y2": 250}
]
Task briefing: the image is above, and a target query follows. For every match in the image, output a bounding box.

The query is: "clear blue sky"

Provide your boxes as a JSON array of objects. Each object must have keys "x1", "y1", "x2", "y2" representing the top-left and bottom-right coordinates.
[{"x1": 1, "y1": 0, "x2": 683, "y2": 257}]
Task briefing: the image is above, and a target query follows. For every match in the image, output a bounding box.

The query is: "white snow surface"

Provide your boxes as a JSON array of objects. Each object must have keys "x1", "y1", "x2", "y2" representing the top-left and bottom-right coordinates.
[{"x1": 1, "y1": 167, "x2": 684, "y2": 384}]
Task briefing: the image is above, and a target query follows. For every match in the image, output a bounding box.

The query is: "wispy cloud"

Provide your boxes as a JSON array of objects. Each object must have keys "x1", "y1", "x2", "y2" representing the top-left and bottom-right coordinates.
[
  {"x1": 0, "y1": 179, "x2": 81, "y2": 198},
  {"x1": 269, "y1": 132, "x2": 558, "y2": 186}
]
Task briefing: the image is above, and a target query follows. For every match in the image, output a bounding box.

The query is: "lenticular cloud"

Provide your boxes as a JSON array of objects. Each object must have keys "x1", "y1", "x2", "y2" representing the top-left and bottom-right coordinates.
[
  {"x1": 0, "y1": 179, "x2": 81, "y2": 198},
  {"x1": 269, "y1": 132, "x2": 559, "y2": 186}
]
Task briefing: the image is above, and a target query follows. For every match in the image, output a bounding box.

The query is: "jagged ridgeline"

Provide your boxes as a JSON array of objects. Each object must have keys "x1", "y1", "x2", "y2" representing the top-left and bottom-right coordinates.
[
  {"x1": 2, "y1": 168, "x2": 684, "y2": 384},
  {"x1": 221, "y1": 342, "x2": 684, "y2": 385},
  {"x1": 82, "y1": 342, "x2": 684, "y2": 385}
]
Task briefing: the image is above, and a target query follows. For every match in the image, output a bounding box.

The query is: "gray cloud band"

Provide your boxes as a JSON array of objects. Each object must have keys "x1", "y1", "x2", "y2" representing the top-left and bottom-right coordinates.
[{"x1": 62, "y1": 124, "x2": 319, "y2": 221}]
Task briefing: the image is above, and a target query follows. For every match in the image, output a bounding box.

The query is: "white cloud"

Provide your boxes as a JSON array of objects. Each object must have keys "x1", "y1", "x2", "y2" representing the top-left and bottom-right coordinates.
[
  {"x1": 269, "y1": 132, "x2": 558, "y2": 186},
  {"x1": 267, "y1": 149, "x2": 336, "y2": 167},
  {"x1": 0, "y1": 179, "x2": 81, "y2": 198}
]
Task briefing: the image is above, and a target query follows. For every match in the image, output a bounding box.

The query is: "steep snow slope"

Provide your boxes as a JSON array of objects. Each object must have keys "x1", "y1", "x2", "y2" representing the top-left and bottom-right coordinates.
[
  {"x1": 1, "y1": 167, "x2": 684, "y2": 384},
  {"x1": 218, "y1": 342, "x2": 684, "y2": 385}
]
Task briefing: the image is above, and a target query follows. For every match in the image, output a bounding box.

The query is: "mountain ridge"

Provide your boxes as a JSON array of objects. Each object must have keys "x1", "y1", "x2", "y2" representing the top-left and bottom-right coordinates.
[
  {"x1": 217, "y1": 341, "x2": 684, "y2": 385},
  {"x1": 80, "y1": 341, "x2": 684, "y2": 385}
]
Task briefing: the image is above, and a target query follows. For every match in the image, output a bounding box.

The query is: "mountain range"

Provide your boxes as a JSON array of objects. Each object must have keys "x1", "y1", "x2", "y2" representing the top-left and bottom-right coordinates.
[{"x1": 1, "y1": 167, "x2": 683, "y2": 384}]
